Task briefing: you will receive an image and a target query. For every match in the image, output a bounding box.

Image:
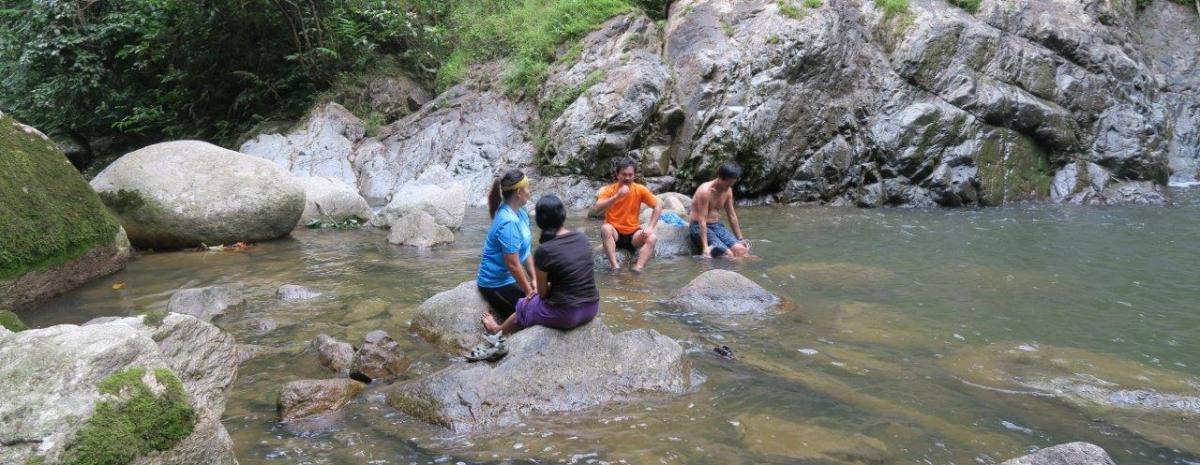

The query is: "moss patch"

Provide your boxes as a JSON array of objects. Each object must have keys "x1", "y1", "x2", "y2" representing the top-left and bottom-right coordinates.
[
  {"x1": 0, "y1": 115, "x2": 120, "y2": 281},
  {"x1": 976, "y1": 130, "x2": 1052, "y2": 205},
  {"x1": 140, "y1": 310, "x2": 169, "y2": 327},
  {"x1": 386, "y1": 388, "x2": 451, "y2": 429},
  {"x1": 63, "y1": 367, "x2": 196, "y2": 465},
  {"x1": 0, "y1": 310, "x2": 27, "y2": 332}
]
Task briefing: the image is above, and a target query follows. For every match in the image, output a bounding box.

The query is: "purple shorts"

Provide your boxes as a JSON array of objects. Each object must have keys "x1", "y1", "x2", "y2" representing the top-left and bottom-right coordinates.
[{"x1": 515, "y1": 295, "x2": 599, "y2": 330}]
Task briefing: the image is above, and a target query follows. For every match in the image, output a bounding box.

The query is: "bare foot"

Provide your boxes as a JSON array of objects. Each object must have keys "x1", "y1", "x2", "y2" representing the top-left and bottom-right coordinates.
[
  {"x1": 609, "y1": 260, "x2": 620, "y2": 269},
  {"x1": 481, "y1": 312, "x2": 501, "y2": 333},
  {"x1": 632, "y1": 265, "x2": 644, "y2": 273}
]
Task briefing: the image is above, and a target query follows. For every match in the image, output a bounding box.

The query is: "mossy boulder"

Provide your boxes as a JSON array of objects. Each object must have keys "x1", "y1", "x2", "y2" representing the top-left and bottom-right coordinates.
[
  {"x1": 0, "y1": 314, "x2": 238, "y2": 465},
  {"x1": 0, "y1": 309, "x2": 28, "y2": 332},
  {"x1": 0, "y1": 112, "x2": 130, "y2": 309},
  {"x1": 90, "y1": 140, "x2": 305, "y2": 249}
]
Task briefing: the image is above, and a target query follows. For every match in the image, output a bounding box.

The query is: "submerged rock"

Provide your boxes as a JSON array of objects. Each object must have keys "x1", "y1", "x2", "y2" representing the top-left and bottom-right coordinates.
[
  {"x1": 665, "y1": 270, "x2": 781, "y2": 315},
  {"x1": 386, "y1": 210, "x2": 455, "y2": 248},
  {"x1": 999, "y1": 442, "x2": 1115, "y2": 465},
  {"x1": 296, "y1": 176, "x2": 372, "y2": 226},
  {"x1": 90, "y1": 140, "x2": 305, "y2": 249},
  {"x1": 386, "y1": 320, "x2": 694, "y2": 432},
  {"x1": 0, "y1": 313, "x2": 238, "y2": 465},
  {"x1": 312, "y1": 334, "x2": 355, "y2": 375},
  {"x1": 944, "y1": 342, "x2": 1200, "y2": 454},
  {"x1": 277, "y1": 284, "x2": 322, "y2": 301},
  {"x1": 735, "y1": 414, "x2": 890, "y2": 463},
  {"x1": 277, "y1": 378, "x2": 366, "y2": 422},
  {"x1": 0, "y1": 113, "x2": 130, "y2": 309},
  {"x1": 410, "y1": 281, "x2": 490, "y2": 352},
  {"x1": 350, "y1": 330, "x2": 410, "y2": 382},
  {"x1": 166, "y1": 286, "x2": 245, "y2": 322}
]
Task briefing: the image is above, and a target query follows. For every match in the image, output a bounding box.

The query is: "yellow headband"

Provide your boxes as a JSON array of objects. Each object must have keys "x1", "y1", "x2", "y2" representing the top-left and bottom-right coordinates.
[{"x1": 503, "y1": 176, "x2": 529, "y2": 192}]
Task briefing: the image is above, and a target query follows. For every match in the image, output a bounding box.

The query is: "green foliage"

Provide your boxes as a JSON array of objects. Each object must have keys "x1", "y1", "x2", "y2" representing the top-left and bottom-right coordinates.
[
  {"x1": 0, "y1": 114, "x2": 120, "y2": 281},
  {"x1": 0, "y1": 310, "x2": 28, "y2": 332},
  {"x1": 804, "y1": 0, "x2": 823, "y2": 8},
  {"x1": 64, "y1": 368, "x2": 196, "y2": 465},
  {"x1": 141, "y1": 309, "x2": 168, "y2": 327},
  {"x1": 778, "y1": 0, "x2": 804, "y2": 18},
  {"x1": 947, "y1": 0, "x2": 981, "y2": 13},
  {"x1": 874, "y1": 0, "x2": 910, "y2": 19},
  {"x1": 432, "y1": 0, "x2": 634, "y2": 95},
  {"x1": 0, "y1": 0, "x2": 450, "y2": 161}
]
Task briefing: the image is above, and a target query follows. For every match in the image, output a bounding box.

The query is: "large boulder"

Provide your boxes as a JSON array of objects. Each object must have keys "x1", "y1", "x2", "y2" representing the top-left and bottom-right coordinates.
[
  {"x1": 0, "y1": 112, "x2": 130, "y2": 309},
  {"x1": 0, "y1": 313, "x2": 238, "y2": 465},
  {"x1": 91, "y1": 140, "x2": 305, "y2": 248},
  {"x1": 999, "y1": 442, "x2": 1115, "y2": 465},
  {"x1": 410, "y1": 281, "x2": 490, "y2": 352},
  {"x1": 277, "y1": 378, "x2": 366, "y2": 422},
  {"x1": 373, "y1": 182, "x2": 467, "y2": 230},
  {"x1": 295, "y1": 176, "x2": 372, "y2": 226},
  {"x1": 166, "y1": 286, "x2": 244, "y2": 322},
  {"x1": 386, "y1": 320, "x2": 694, "y2": 432},
  {"x1": 665, "y1": 270, "x2": 781, "y2": 316},
  {"x1": 386, "y1": 210, "x2": 455, "y2": 248},
  {"x1": 652, "y1": 221, "x2": 694, "y2": 258}
]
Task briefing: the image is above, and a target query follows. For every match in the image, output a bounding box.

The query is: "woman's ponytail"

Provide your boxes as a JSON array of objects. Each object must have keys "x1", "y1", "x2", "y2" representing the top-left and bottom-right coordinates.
[{"x1": 487, "y1": 177, "x2": 503, "y2": 218}]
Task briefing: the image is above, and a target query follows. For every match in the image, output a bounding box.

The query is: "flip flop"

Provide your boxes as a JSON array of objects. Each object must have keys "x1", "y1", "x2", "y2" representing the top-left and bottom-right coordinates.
[{"x1": 465, "y1": 333, "x2": 509, "y2": 362}]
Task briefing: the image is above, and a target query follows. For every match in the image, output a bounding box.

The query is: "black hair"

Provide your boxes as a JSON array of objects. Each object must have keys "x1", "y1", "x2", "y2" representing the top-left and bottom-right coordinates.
[
  {"x1": 488, "y1": 169, "x2": 526, "y2": 218},
  {"x1": 614, "y1": 157, "x2": 637, "y2": 176},
  {"x1": 535, "y1": 194, "x2": 567, "y2": 244},
  {"x1": 717, "y1": 161, "x2": 742, "y2": 180}
]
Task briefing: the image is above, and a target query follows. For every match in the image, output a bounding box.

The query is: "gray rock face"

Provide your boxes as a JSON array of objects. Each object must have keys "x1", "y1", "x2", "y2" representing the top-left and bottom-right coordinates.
[
  {"x1": 0, "y1": 314, "x2": 238, "y2": 465},
  {"x1": 666, "y1": 270, "x2": 781, "y2": 315},
  {"x1": 386, "y1": 210, "x2": 455, "y2": 248},
  {"x1": 386, "y1": 320, "x2": 694, "y2": 432},
  {"x1": 166, "y1": 286, "x2": 244, "y2": 322},
  {"x1": 277, "y1": 284, "x2": 322, "y2": 301},
  {"x1": 542, "y1": 15, "x2": 674, "y2": 178},
  {"x1": 410, "y1": 281, "x2": 490, "y2": 352},
  {"x1": 999, "y1": 442, "x2": 1115, "y2": 465},
  {"x1": 350, "y1": 330, "x2": 410, "y2": 382},
  {"x1": 531, "y1": 175, "x2": 608, "y2": 210},
  {"x1": 277, "y1": 378, "x2": 366, "y2": 422},
  {"x1": 91, "y1": 140, "x2": 305, "y2": 248},
  {"x1": 240, "y1": 102, "x2": 365, "y2": 188},
  {"x1": 1051, "y1": 161, "x2": 1169, "y2": 205},
  {"x1": 313, "y1": 334, "x2": 355, "y2": 375},
  {"x1": 329, "y1": 73, "x2": 434, "y2": 122},
  {"x1": 296, "y1": 176, "x2": 372, "y2": 226},
  {"x1": 374, "y1": 182, "x2": 467, "y2": 230}
]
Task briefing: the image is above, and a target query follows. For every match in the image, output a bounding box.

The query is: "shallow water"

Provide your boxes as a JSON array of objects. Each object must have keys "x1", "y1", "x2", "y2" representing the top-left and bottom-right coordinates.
[{"x1": 23, "y1": 189, "x2": 1200, "y2": 465}]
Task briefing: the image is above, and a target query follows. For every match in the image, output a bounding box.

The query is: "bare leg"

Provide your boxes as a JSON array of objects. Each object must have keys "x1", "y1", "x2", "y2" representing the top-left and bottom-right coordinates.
[
  {"x1": 601, "y1": 223, "x2": 620, "y2": 269},
  {"x1": 482, "y1": 311, "x2": 521, "y2": 336},
  {"x1": 631, "y1": 229, "x2": 657, "y2": 272}
]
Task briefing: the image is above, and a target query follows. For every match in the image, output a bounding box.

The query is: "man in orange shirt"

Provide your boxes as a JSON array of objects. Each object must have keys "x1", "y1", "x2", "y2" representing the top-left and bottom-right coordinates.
[{"x1": 592, "y1": 158, "x2": 662, "y2": 272}]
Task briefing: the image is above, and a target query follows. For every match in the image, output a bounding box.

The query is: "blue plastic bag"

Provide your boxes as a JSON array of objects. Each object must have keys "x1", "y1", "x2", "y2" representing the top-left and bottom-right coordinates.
[{"x1": 661, "y1": 211, "x2": 687, "y2": 227}]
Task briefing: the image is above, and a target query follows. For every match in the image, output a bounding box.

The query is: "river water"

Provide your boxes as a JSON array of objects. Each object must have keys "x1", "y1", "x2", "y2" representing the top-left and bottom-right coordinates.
[{"x1": 22, "y1": 189, "x2": 1200, "y2": 465}]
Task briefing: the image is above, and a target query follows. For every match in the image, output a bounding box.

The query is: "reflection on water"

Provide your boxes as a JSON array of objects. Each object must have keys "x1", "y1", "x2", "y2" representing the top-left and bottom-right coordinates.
[{"x1": 23, "y1": 189, "x2": 1200, "y2": 464}]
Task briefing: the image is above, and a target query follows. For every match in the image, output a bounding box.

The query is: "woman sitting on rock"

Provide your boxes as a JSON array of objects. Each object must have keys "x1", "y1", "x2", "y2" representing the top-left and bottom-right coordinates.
[
  {"x1": 476, "y1": 169, "x2": 535, "y2": 324},
  {"x1": 483, "y1": 194, "x2": 600, "y2": 336}
]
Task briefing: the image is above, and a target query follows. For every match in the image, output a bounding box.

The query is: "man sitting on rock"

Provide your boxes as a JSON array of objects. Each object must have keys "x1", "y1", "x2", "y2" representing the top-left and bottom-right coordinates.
[
  {"x1": 689, "y1": 161, "x2": 750, "y2": 259},
  {"x1": 592, "y1": 157, "x2": 662, "y2": 272}
]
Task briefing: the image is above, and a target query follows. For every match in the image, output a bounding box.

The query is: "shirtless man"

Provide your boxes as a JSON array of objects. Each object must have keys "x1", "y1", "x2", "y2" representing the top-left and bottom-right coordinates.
[
  {"x1": 689, "y1": 161, "x2": 749, "y2": 258},
  {"x1": 592, "y1": 158, "x2": 662, "y2": 272}
]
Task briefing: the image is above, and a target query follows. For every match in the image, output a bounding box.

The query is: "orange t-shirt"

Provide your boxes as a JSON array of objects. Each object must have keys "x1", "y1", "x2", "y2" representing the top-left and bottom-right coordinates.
[{"x1": 597, "y1": 183, "x2": 659, "y2": 235}]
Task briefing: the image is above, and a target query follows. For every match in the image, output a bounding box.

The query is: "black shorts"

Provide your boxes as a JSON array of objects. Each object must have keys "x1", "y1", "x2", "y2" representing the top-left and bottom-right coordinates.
[
  {"x1": 616, "y1": 232, "x2": 638, "y2": 252},
  {"x1": 477, "y1": 283, "x2": 524, "y2": 320}
]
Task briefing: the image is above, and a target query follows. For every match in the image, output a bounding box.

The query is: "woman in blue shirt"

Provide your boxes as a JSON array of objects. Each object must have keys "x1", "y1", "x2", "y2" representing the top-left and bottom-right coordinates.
[{"x1": 477, "y1": 169, "x2": 534, "y2": 327}]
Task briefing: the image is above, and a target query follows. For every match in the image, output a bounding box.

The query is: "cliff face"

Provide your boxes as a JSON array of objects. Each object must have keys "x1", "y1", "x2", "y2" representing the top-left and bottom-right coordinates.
[{"x1": 243, "y1": 0, "x2": 1199, "y2": 208}]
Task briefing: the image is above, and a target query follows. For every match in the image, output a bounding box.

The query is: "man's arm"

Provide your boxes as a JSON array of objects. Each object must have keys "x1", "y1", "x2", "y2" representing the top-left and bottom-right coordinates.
[
  {"x1": 693, "y1": 190, "x2": 711, "y2": 257},
  {"x1": 726, "y1": 193, "x2": 745, "y2": 241},
  {"x1": 590, "y1": 186, "x2": 628, "y2": 215}
]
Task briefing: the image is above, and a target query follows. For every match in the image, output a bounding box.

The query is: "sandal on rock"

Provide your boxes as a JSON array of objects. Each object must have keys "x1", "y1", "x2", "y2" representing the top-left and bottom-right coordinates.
[{"x1": 466, "y1": 333, "x2": 508, "y2": 362}]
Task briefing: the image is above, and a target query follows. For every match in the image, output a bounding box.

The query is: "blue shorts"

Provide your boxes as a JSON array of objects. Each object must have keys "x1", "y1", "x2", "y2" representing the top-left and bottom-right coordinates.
[{"x1": 689, "y1": 221, "x2": 740, "y2": 257}]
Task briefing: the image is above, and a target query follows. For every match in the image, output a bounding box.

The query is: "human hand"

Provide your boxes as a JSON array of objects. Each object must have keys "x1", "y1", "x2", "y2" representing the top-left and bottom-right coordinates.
[{"x1": 616, "y1": 185, "x2": 630, "y2": 198}]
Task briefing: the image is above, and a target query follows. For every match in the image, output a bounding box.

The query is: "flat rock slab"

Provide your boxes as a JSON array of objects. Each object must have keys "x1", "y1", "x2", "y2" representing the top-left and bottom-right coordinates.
[
  {"x1": 277, "y1": 378, "x2": 366, "y2": 422},
  {"x1": 386, "y1": 320, "x2": 694, "y2": 433},
  {"x1": 167, "y1": 286, "x2": 245, "y2": 322},
  {"x1": 999, "y1": 442, "x2": 1115, "y2": 465},
  {"x1": 664, "y1": 269, "x2": 781, "y2": 315},
  {"x1": 410, "y1": 281, "x2": 490, "y2": 352}
]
